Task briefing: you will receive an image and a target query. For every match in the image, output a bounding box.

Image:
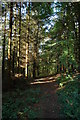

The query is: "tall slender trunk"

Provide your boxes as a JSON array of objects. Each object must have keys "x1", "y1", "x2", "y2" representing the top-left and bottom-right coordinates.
[
  {"x1": 36, "y1": 21, "x2": 39, "y2": 77},
  {"x1": 25, "y1": 43, "x2": 28, "y2": 77},
  {"x1": 25, "y1": 2, "x2": 30, "y2": 78},
  {"x1": 73, "y1": 20, "x2": 78, "y2": 63},
  {"x1": 17, "y1": 2, "x2": 21, "y2": 75},
  {"x1": 33, "y1": 18, "x2": 39, "y2": 78},
  {"x1": 67, "y1": 28, "x2": 70, "y2": 73},
  {"x1": 12, "y1": 3, "x2": 17, "y2": 76},
  {"x1": 2, "y1": 8, "x2": 6, "y2": 80},
  {"x1": 8, "y1": 2, "x2": 13, "y2": 77},
  {"x1": 33, "y1": 57, "x2": 36, "y2": 78},
  {"x1": 33, "y1": 39, "x2": 37, "y2": 78},
  {"x1": 77, "y1": 12, "x2": 80, "y2": 71},
  {"x1": 63, "y1": 6, "x2": 70, "y2": 73},
  {"x1": 74, "y1": 4, "x2": 80, "y2": 71}
]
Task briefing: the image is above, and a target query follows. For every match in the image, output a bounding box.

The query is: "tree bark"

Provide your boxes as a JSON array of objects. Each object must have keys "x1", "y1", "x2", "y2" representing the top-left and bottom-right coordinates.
[
  {"x1": 36, "y1": 21, "x2": 39, "y2": 77},
  {"x1": 8, "y1": 2, "x2": 13, "y2": 77},
  {"x1": 77, "y1": 12, "x2": 80, "y2": 71},
  {"x1": 2, "y1": 7, "x2": 6, "y2": 80},
  {"x1": 33, "y1": 19, "x2": 39, "y2": 78},
  {"x1": 12, "y1": 3, "x2": 16, "y2": 76},
  {"x1": 17, "y1": 2, "x2": 21, "y2": 75},
  {"x1": 25, "y1": 2, "x2": 30, "y2": 78}
]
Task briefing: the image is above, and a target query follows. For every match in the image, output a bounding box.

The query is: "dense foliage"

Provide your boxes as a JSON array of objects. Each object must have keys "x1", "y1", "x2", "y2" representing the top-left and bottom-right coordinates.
[{"x1": 57, "y1": 74, "x2": 80, "y2": 119}]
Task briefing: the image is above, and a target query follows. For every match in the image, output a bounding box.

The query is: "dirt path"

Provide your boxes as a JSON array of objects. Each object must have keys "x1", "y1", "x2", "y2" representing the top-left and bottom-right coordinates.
[{"x1": 30, "y1": 74, "x2": 63, "y2": 119}]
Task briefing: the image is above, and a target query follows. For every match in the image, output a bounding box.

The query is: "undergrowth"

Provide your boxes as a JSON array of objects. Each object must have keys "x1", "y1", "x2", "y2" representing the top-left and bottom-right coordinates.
[
  {"x1": 2, "y1": 87, "x2": 41, "y2": 120},
  {"x1": 57, "y1": 73, "x2": 80, "y2": 120}
]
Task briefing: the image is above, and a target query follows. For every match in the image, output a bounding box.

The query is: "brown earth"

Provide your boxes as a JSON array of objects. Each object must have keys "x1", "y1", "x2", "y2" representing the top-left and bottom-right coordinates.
[{"x1": 30, "y1": 74, "x2": 64, "y2": 119}]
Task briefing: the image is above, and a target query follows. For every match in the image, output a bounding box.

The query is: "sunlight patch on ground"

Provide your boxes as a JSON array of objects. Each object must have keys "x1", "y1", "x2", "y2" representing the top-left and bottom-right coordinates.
[
  {"x1": 57, "y1": 85, "x2": 65, "y2": 90},
  {"x1": 30, "y1": 74, "x2": 61, "y2": 85},
  {"x1": 30, "y1": 79, "x2": 56, "y2": 85},
  {"x1": 35, "y1": 76, "x2": 55, "y2": 81},
  {"x1": 55, "y1": 74, "x2": 61, "y2": 78}
]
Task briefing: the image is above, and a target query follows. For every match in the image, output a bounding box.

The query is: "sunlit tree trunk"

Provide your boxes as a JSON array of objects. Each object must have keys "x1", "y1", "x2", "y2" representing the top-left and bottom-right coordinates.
[
  {"x1": 25, "y1": 43, "x2": 28, "y2": 77},
  {"x1": 17, "y1": 2, "x2": 21, "y2": 74},
  {"x1": 8, "y1": 2, "x2": 13, "y2": 77},
  {"x1": 12, "y1": 3, "x2": 16, "y2": 76},
  {"x1": 2, "y1": 7, "x2": 6, "y2": 80},
  {"x1": 25, "y1": 2, "x2": 30, "y2": 78},
  {"x1": 17, "y1": 2, "x2": 21, "y2": 75}
]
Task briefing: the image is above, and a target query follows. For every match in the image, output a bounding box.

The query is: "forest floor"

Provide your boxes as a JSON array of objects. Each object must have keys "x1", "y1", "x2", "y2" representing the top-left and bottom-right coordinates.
[
  {"x1": 30, "y1": 74, "x2": 63, "y2": 119},
  {"x1": 3, "y1": 73, "x2": 80, "y2": 119},
  {"x1": 3, "y1": 74, "x2": 64, "y2": 120}
]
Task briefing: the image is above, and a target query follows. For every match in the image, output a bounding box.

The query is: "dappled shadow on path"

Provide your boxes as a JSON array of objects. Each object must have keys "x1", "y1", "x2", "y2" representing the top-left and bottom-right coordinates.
[
  {"x1": 29, "y1": 74, "x2": 64, "y2": 119},
  {"x1": 30, "y1": 74, "x2": 60, "y2": 85}
]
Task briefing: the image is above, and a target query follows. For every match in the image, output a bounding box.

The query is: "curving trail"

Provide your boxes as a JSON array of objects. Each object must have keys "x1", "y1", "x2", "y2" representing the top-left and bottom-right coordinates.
[{"x1": 30, "y1": 74, "x2": 63, "y2": 119}]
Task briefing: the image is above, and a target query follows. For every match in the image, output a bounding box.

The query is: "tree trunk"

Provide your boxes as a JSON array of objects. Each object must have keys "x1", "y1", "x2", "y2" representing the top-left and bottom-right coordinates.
[
  {"x1": 33, "y1": 21, "x2": 39, "y2": 78},
  {"x1": 2, "y1": 7, "x2": 6, "y2": 80},
  {"x1": 25, "y1": 43, "x2": 28, "y2": 77},
  {"x1": 33, "y1": 58, "x2": 36, "y2": 78},
  {"x1": 33, "y1": 40, "x2": 37, "y2": 78},
  {"x1": 8, "y1": 2, "x2": 13, "y2": 77},
  {"x1": 12, "y1": 3, "x2": 16, "y2": 76},
  {"x1": 17, "y1": 2, "x2": 21, "y2": 75},
  {"x1": 36, "y1": 21, "x2": 39, "y2": 77},
  {"x1": 73, "y1": 20, "x2": 78, "y2": 63},
  {"x1": 74, "y1": 4, "x2": 80, "y2": 71},
  {"x1": 77, "y1": 11, "x2": 80, "y2": 71},
  {"x1": 25, "y1": 2, "x2": 30, "y2": 78}
]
